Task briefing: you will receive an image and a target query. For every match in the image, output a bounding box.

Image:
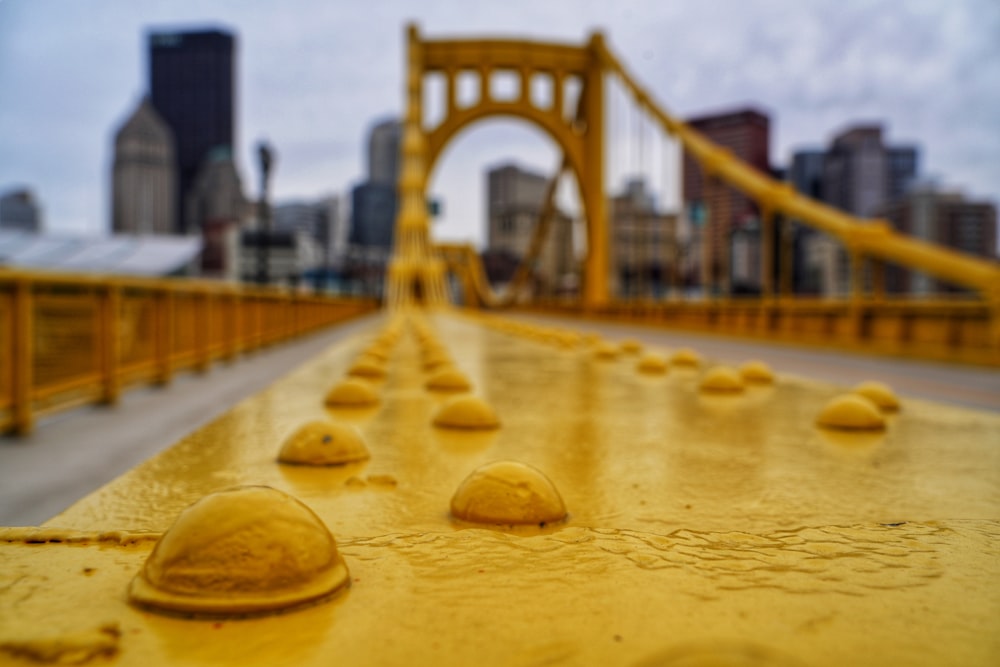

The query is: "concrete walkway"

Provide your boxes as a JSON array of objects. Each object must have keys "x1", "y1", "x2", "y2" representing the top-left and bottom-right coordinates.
[{"x1": 0, "y1": 313, "x2": 382, "y2": 526}]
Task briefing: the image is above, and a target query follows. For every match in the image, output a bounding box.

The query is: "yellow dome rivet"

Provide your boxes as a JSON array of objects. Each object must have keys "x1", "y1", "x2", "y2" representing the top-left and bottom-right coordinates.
[
  {"x1": 670, "y1": 348, "x2": 702, "y2": 367},
  {"x1": 347, "y1": 359, "x2": 386, "y2": 379},
  {"x1": 278, "y1": 421, "x2": 370, "y2": 466},
  {"x1": 637, "y1": 352, "x2": 669, "y2": 374},
  {"x1": 128, "y1": 486, "x2": 350, "y2": 616},
  {"x1": 739, "y1": 360, "x2": 775, "y2": 384},
  {"x1": 432, "y1": 395, "x2": 500, "y2": 430},
  {"x1": 425, "y1": 367, "x2": 473, "y2": 392},
  {"x1": 620, "y1": 338, "x2": 643, "y2": 354},
  {"x1": 816, "y1": 395, "x2": 887, "y2": 431},
  {"x1": 450, "y1": 461, "x2": 567, "y2": 525},
  {"x1": 593, "y1": 341, "x2": 620, "y2": 359},
  {"x1": 852, "y1": 381, "x2": 901, "y2": 412},
  {"x1": 698, "y1": 366, "x2": 745, "y2": 393},
  {"x1": 324, "y1": 378, "x2": 379, "y2": 407}
]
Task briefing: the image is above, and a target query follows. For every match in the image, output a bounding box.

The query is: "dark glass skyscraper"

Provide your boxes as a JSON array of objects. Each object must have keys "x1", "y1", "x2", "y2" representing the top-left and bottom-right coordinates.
[{"x1": 149, "y1": 28, "x2": 235, "y2": 233}]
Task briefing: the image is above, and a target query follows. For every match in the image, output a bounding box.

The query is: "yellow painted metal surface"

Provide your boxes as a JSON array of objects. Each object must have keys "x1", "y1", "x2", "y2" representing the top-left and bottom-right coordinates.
[{"x1": 2, "y1": 311, "x2": 998, "y2": 665}]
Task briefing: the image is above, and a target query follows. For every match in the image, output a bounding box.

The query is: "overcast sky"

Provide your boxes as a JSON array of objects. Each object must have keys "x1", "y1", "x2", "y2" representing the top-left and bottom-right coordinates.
[{"x1": 1, "y1": 0, "x2": 997, "y2": 247}]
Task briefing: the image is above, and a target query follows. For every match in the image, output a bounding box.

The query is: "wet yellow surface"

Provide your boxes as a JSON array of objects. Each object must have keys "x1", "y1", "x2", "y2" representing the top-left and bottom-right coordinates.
[{"x1": 2, "y1": 311, "x2": 999, "y2": 666}]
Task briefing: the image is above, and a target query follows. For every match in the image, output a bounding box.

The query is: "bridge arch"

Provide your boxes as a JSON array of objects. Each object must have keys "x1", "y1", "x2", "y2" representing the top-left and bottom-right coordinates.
[
  {"x1": 425, "y1": 106, "x2": 585, "y2": 197},
  {"x1": 388, "y1": 25, "x2": 608, "y2": 308}
]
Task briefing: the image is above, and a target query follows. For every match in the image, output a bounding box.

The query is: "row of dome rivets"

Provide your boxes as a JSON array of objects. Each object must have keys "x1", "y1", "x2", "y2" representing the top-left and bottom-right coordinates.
[
  {"x1": 816, "y1": 382, "x2": 901, "y2": 431},
  {"x1": 127, "y1": 318, "x2": 411, "y2": 616},
  {"x1": 413, "y1": 318, "x2": 500, "y2": 429},
  {"x1": 466, "y1": 312, "x2": 904, "y2": 434},
  {"x1": 325, "y1": 317, "x2": 405, "y2": 407},
  {"x1": 129, "y1": 459, "x2": 568, "y2": 617},
  {"x1": 127, "y1": 315, "x2": 566, "y2": 619}
]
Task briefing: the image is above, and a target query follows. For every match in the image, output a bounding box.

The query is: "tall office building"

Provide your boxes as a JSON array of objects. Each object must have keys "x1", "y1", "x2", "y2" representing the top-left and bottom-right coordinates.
[
  {"x1": 350, "y1": 118, "x2": 402, "y2": 249},
  {"x1": 0, "y1": 188, "x2": 43, "y2": 233},
  {"x1": 368, "y1": 120, "x2": 402, "y2": 185},
  {"x1": 149, "y1": 28, "x2": 236, "y2": 234},
  {"x1": 681, "y1": 108, "x2": 771, "y2": 292},
  {"x1": 112, "y1": 96, "x2": 176, "y2": 235},
  {"x1": 793, "y1": 124, "x2": 919, "y2": 295},
  {"x1": 822, "y1": 126, "x2": 916, "y2": 217},
  {"x1": 486, "y1": 163, "x2": 573, "y2": 294}
]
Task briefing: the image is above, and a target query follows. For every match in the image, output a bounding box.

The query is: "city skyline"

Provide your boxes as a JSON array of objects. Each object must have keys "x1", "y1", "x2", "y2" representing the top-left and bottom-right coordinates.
[{"x1": 1, "y1": 0, "x2": 998, "y2": 250}]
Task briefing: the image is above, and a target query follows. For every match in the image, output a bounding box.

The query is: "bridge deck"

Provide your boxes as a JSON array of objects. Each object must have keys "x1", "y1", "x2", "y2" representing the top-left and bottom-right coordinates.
[{"x1": 1, "y1": 311, "x2": 998, "y2": 665}]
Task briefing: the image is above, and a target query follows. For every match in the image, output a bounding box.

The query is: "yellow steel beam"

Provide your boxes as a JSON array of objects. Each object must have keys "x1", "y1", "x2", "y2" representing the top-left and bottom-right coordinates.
[{"x1": 2, "y1": 312, "x2": 997, "y2": 665}]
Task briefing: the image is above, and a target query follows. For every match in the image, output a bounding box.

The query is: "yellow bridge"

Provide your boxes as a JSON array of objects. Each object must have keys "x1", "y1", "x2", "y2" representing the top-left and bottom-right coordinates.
[{"x1": 1, "y1": 25, "x2": 998, "y2": 667}]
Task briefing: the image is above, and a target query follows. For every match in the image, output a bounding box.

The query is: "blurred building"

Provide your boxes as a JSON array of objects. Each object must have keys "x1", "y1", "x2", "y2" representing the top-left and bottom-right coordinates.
[
  {"x1": 350, "y1": 118, "x2": 401, "y2": 250},
  {"x1": 239, "y1": 229, "x2": 322, "y2": 286},
  {"x1": 274, "y1": 197, "x2": 346, "y2": 266},
  {"x1": 486, "y1": 163, "x2": 573, "y2": 295},
  {"x1": 185, "y1": 146, "x2": 248, "y2": 280},
  {"x1": 350, "y1": 183, "x2": 396, "y2": 248},
  {"x1": 149, "y1": 28, "x2": 236, "y2": 234},
  {"x1": 682, "y1": 108, "x2": 771, "y2": 293},
  {"x1": 791, "y1": 124, "x2": 919, "y2": 296},
  {"x1": 0, "y1": 188, "x2": 43, "y2": 233},
  {"x1": 609, "y1": 178, "x2": 676, "y2": 298},
  {"x1": 368, "y1": 119, "x2": 402, "y2": 185},
  {"x1": 822, "y1": 126, "x2": 917, "y2": 217},
  {"x1": 111, "y1": 96, "x2": 176, "y2": 235},
  {"x1": 786, "y1": 151, "x2": 826, "y2": 293},
  {"x1": 879, "y1": 185, "x2": 997, "y2": 294}
]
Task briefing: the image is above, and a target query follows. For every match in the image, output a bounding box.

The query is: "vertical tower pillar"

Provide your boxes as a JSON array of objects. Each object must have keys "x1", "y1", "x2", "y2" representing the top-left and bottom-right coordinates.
[
  {"x1": 581, "y1": 32, "x2": 608, "y2": 309},
  {"x1": 386, "y1": 24, "x2": 449, "y2": 308}
]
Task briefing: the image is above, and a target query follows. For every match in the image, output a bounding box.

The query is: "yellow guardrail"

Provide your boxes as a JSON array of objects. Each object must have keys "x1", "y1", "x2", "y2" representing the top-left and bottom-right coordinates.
[{"x1": 0, "y1": 270, "x2": 378, "y2": 435}]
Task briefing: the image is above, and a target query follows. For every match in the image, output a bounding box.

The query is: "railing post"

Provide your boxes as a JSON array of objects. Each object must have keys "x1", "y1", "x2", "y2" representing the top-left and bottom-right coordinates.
[
  {"x1": 155, "y1": 287, "x2": 174, "y2": 386},
  {"x1": 225, "y1": 291, "x2": 239, "y2": 361},
  {"x1": 989, "y1": 290, "x2": 1000, "y2": 358},
  {"x1": 11, "y1": 278, "x2": 34, "y2": 434},
  {"x1": 194, "y1": 289, "x2": 210, "y2": 373},
  {"x1": 100, "y1": 282, "x2": 121, "y2": 405}
]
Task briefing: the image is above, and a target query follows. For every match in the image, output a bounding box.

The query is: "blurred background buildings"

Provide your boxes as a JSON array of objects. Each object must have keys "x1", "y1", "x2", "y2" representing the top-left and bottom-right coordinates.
[{"x1": 1, "y1": 13, "x2": 995, "y2": 299}]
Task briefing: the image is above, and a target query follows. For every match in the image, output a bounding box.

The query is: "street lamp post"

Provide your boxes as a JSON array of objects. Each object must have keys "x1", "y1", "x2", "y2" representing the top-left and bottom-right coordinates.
[{"x1": 256, "y1": 141, "x2": 275, "y2": 285}]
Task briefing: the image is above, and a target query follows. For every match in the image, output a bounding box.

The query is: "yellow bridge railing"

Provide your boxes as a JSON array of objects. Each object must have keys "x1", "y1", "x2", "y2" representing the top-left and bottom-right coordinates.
[{"x1": 0, "y1": 270, "x2": 377, "y2": 435}]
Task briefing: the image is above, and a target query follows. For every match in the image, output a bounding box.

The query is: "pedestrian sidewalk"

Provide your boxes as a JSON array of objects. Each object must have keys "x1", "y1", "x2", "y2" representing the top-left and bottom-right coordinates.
[{"x1": 0, "y1": 313, "x2": 381, "y2": 526}]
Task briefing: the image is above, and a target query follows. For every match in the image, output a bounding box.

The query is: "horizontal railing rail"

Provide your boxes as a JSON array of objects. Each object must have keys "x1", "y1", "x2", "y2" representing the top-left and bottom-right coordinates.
[{"x1": 0, "y1": 269, "x2": 378, "y2": 435}]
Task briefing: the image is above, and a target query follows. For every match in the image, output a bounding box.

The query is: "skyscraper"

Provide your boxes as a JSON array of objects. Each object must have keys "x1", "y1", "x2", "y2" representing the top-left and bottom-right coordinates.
[
  {"x1": 350, "y1": 118, "x2": 402, "y2": 249},
  {"x1": 149, "y1": 28, "x2": 236, "y2": 234},
  {"x1": 681, "y1": 108, "x2": 771, "y2": 293},
  {"x1": 796, "y1": 124, "x2": 919, "y2": 295},
  {"x1": 0, "y1": 188, "x2": 43, "y2": 233},
  {"x1": 112, "y1": 96, "x2": 176, "y2": 235},
  {"x1": 368, "y1": 120, "x2": 402, "y2": 186}
]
